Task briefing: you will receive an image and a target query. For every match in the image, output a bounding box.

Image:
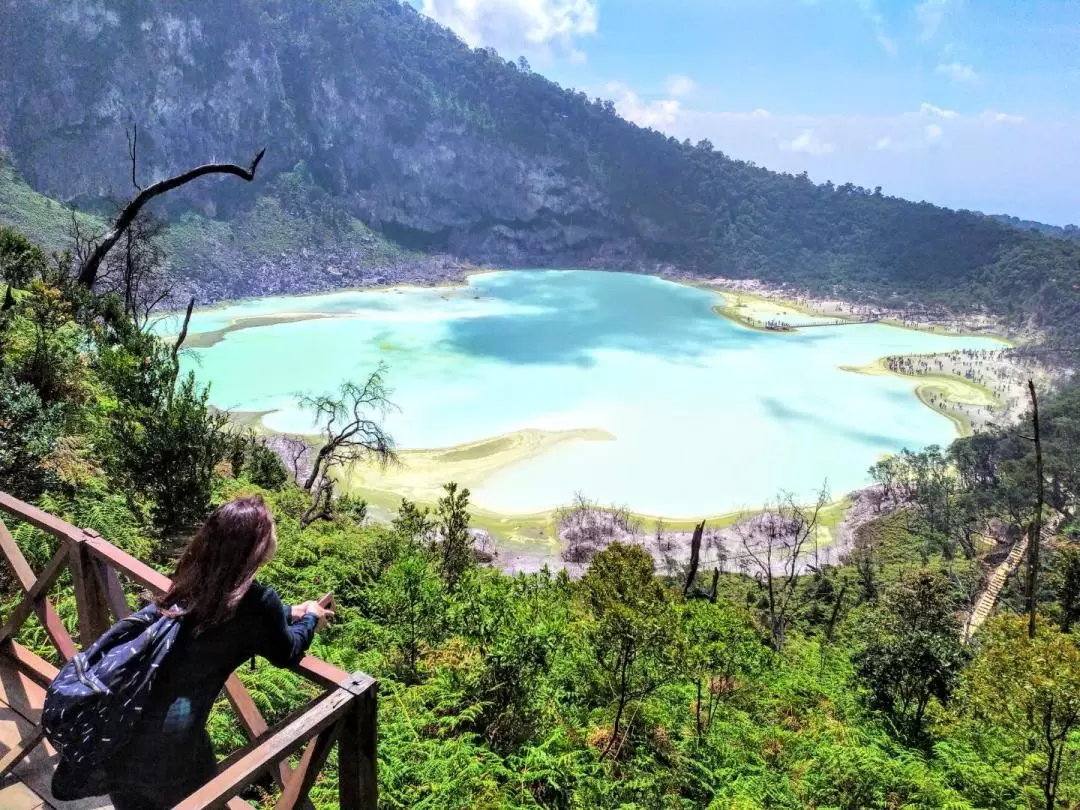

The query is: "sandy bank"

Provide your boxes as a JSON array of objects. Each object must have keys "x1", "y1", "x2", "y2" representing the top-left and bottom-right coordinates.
[
  {"x1": 702, "y1": 281, "x2": 1053, "y2": 437},
  {"x1": 840, "y1": 349, "x2": 1065, "y2": 435},
  {"x1": 342, "y1": 428, "x2": 614, "y2": 506}
]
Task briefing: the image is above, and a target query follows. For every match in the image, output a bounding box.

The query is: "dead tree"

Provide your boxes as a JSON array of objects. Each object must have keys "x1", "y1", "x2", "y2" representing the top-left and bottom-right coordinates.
[
  {"x1": 284, "y1": 436, "x2": 309, "y2": 485},
  {"x1": 296, "y1": 366, "x2": 396, "y2": 527},
  {"x1": 1026, "y1": 379, "x2": 1045, "y2": 639},
  {"x1": 300, "y1": 477, "x2": 336, "y2": 528},
  {"x1": 299, "y1": 364, "x2": 397, "y2": 493},
  {"x1": 682, "y1": 520, "x2": 719, "y2": 600},
  {"x1": 738, "y1": 486, "x2": 830, "y2": 651},
  {"x1": 683, "y1": 521, "x2": 704, "y2": 596},
  {"x1": 76, "y1": 143, "x2": 265, "y2": 288},
  {"x1": 98, "y1": 209, "x2": 170, "y2": 329},
  {"x1": 169, "y1": 297, "x2": 195, "y2": 390},
  {"x1": 557, "y1": 493, "x2": 640, "y2": 564}
]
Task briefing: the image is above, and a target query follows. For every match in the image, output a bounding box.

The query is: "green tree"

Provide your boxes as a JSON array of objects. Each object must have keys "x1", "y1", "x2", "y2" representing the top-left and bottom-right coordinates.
[
  {"x1": 437, "y1": 482, "x2": 472, "y2": 588},
  {"x1": 372, "y1": 552, "x2": 446, "y2": 683},
  {"x1": 1047, "y1": 543, "x2": 1080, "y2": 632},
  {"x1": 962, "y1": 615, "x2": 1080, "y2": 810},
  {"x1": 393, "y1": 497, "x2": 436, "y2": 548},
  {"x1": 228, "y1": 431, "x2": 289, "y2": 490},
  {"x1": 111, "y1": 371, "x2": 230, "y2": 535},
  {"x1": 580, "y1": 543, "x2": 677, "y2": 756},
  {"x1": 0, "y1": 225, "x2": 47, "y2": 288},
  {"x1": 681, "y1": 599, "x2": 766, "y2": 741},
  {"x1": 0, "y1": 375, "x2": 63, "y2": 499},
  {"x1": 854, "y1": 570, "x2": 968, "y2": 741}
]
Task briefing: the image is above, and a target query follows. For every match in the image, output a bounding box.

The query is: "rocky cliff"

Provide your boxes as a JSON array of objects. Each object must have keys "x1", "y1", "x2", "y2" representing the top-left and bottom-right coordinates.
[
  {"x1": 0, "y1": 0, "x2": 645, "y2": 289},
  {"x1": 1, "y1": 0, "x2": 1079, "y2": 334}
]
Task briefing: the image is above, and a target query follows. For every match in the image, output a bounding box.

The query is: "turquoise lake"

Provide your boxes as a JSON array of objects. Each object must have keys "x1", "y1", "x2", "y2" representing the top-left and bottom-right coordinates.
[{"x1": 170, "y1": 270, "x2": 1002, "y2": 517}]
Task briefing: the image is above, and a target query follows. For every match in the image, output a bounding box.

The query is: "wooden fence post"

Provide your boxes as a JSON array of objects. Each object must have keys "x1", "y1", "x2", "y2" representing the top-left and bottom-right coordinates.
[
  {"x1": 69, "y1": 532, "x2": 111, "y2": 647},
  {"x1": 338, "y1": 675, "x2": 378, "y2": 810}
]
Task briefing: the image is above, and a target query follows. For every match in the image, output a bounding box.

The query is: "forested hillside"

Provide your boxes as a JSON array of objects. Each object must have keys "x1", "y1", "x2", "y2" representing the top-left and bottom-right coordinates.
[
  {"x1": 991, "y1": 215, "x2": 1080, "y2": 242},
  {"x1": 4, "y1": 223, "x2": 1080, "y2": 808},
  {"x1": 1, "y1": 0, "x2": 1078, "y2": 339}
]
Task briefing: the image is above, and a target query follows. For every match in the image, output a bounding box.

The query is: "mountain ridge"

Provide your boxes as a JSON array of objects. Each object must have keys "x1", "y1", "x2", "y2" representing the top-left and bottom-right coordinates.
[{"x1": 1, "y1": 0, "x2": 1077, "y2": 338}]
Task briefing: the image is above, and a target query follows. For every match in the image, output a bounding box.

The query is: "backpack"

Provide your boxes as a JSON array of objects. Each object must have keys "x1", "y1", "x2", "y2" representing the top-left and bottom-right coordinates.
[{"x1": 43, "y1": 604, "x2": 182, "y2": 798}]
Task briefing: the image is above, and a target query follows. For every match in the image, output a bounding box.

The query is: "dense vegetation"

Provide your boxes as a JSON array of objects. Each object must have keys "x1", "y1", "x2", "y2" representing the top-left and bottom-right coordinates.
[
  {"x1": 992, "y1": 216, "x2": 1080, "y2": 243},
  {"x1": 2, "y1": 0, "x2": 1080, "y2": 339},
  {"x1": 4, "y1": 223, "x2": 1080, "y2": 809}
]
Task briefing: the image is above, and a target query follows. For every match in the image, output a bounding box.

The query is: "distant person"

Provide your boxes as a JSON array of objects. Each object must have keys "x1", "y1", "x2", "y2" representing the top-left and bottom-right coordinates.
[{"x1": 103, "y1": 495, "x2": 334, "y2": 809}]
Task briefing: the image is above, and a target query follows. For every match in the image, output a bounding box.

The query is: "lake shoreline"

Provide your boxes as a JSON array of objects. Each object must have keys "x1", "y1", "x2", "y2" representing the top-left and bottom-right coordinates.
[
  {"x1": 178, "y1": 271, "x2": 1036, "y2": 441},
  {"x1": 175, "y1": 269, "x2": 1041, "y2": 558},
  {"x1": 699, "y1": 281, "x2": 1060, "y2": 436}
]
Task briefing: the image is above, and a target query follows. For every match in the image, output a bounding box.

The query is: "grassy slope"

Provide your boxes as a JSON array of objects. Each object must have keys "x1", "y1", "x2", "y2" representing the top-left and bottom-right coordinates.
[
  {"x1": 0, "y1": 160, "x2": 409, "y2": 281},
  {"x1": 0, "y1": 162, "x2": 102, "y2": 250}
]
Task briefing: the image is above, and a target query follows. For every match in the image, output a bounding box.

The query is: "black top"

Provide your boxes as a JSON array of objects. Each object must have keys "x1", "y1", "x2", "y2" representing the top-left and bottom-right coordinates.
[{"x1": 107, "y1": 581, "x2": 317, "y2": 794}]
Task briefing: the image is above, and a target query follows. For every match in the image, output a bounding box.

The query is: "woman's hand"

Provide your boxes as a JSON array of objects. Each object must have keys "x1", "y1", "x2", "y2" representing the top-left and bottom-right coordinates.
[{"x1": 292, "y1": 600, "x2": 335, "y2": 631}]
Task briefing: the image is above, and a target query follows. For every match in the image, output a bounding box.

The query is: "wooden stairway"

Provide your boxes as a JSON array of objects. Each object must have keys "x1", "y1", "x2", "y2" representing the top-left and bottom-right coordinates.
[
  {"x1": 963, "y1": 521, "x2": 1058, "y2": 643},
  {"x1": 963, "y1": 537, "x2": 1028, "y2": 643}
]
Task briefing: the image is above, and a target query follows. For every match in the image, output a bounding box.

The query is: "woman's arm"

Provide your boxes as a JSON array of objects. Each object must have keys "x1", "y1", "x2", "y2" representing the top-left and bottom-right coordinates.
[{"x1": 256, "y1": 586, "x2": 322, "y2": 667}]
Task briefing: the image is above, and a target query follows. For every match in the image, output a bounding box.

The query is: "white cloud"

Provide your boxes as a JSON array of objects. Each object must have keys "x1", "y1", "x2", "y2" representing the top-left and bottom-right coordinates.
[
  {"x1": 916, "y1": 0, "x2": 948, "y2": 42},
  {"x1": 855, "y1": 0, "x2": 898, "y2": 55},
  {"x1": 982, "y1": 110, "x2": 1025, "y2": 124},
  {"x1": 936, "y1": 61, "x2": 979, "y2": 83},
  {"x1": 420, "y1": 0, "x2": 598, "y2": 59},
  {"x1": 781, "y1": 129, "x2": 836, "y2": 155},
  {"x1": 666, "y1": 74, "x2": 696, "y2": 98},
  {"x1": 873, "y1": 136, "x2": 894, "y2": 150},
  {"x1": 606, "y1": 82, "x2": 683, "y2": 129},
  {"x1": 920, "y1": 102, "x2": 959, "y2": 119},
  {"x1": 925, "y1": 123, "x2": 944, "y2": 142}
]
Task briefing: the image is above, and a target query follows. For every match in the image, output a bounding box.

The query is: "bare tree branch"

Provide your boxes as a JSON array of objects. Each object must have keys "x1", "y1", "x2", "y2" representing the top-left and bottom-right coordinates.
[
  {"x1": 1026, "y1": 379, "x2": 1045, "y2": 639},
  {"x1": 738, "y1": 485, "x2": 830, "y2": 651},
  {"x1": 683, "y1": 520, "x2": 705, "y2": 597},
  {"x1": 298, "y1": 365, "x2": 397, "y2": 508},
  {"x1": 77, "y1": 147, "x2": 266, "y2": 287},
  {"x1": 171, "y1": 297, "x2": 195, "y2": 370},
  {"x1": 126, "y1": 124, "x2": 142, "y2": 192}
]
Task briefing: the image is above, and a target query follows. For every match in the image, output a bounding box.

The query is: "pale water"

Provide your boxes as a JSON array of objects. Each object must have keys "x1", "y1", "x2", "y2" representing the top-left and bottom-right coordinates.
[{"x1": 169, "y1": 271, "x2": 1001, "y2": 517}]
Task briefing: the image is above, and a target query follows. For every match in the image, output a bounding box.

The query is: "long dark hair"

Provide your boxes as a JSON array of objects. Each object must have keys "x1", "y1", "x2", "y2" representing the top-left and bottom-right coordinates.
[{"x1": 159, "y1": 495, "x2": 277, "y2": 631}]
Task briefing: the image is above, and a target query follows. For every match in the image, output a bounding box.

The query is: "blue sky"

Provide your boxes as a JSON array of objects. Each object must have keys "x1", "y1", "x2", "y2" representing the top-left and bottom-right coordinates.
[{"x1": 414, "y1": 0, "x2": 1079, "y2": 225}]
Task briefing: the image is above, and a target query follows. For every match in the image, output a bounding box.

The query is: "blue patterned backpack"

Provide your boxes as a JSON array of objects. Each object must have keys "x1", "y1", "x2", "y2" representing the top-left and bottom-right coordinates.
[{"x1": 43, "y1": 604, "x2": 182, "y2": 798}]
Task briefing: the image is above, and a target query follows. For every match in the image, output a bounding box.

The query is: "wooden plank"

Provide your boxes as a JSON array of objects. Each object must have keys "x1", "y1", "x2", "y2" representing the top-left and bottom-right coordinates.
[
  {"x1": 0, "y1": 521, "x2": 75, "y2": 661},
  {"x1": 276, "y1": 719, "x2": 342, "y2": 810},
  {"x1": 94, "y1": 557, "x2": 131, "y2": 620},
  {"x1": 39, "y1": 601, "x2": 76, "y2": 663},
  {"x1": 2, "y1": 642, "x2": 58, "y2": 690},
  {"x1": 0, "y1": 650, "x2": 49, "y2": 724},
  {"x1": 0, "y1": 492, "x2": 83, "y2": 543},
  {"x1": 225, "y1": 674, "x2": 270, "y2": 738},
  {"x1": 0, "y1": 781, "x2": 47, "y2": 810},
  {"x1": 0, "y1": 518, "x2": 39, "y2": 589},
  {"x1": 68, "y1": 541, "x2": 110, "y2": 648},
  {"x1": 0, "y1": 545, "x2": 70, "y2": 648},
  {"x1": 173, "y1": 687, "x2": 356, "y2": 810},
  {"x1": 295, "y1": 655, "x2": 348, "y2": 690},
  {"x1": 338, "y1": 677, "x2": 378, "y2": 810},
  {"x1": 83, "y1": 534, "x2": 171, "y2": 595},
  {"x1": 213, "y1": 700, "x2": 313, "y2": 778},
  {"x1": 224, "y1": 673, "x2": 294, "y2": 789},
  {"x1": 0, "y1": 726, "x2": 44, "y2": 777}
]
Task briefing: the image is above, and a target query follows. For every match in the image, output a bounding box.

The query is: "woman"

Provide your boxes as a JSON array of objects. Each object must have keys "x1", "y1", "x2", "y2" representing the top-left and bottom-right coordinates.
[{"x1": 105, "y1": 495, "x2": 334, "y2": 809}]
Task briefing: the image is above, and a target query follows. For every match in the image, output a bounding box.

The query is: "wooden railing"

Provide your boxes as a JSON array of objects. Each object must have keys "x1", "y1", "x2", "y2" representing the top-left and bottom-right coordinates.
[{"x1": 0, "y1": 491, "x2": 377, "y2": 809}]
